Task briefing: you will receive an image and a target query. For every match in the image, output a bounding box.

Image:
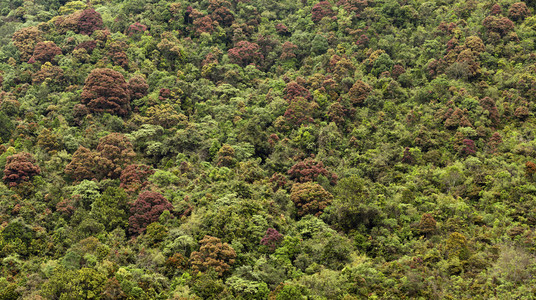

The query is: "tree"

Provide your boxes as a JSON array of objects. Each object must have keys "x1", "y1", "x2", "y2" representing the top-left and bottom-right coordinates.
[
  {"x1": 95, "y1": 133, "x2": 136, "y2": 179},
  {"x1": 283, "y1": 97, "x2": 318, "y2": 127},
  {"x1": 208, "y1": 0, "x2": 234, "y2": 27},
  {"x1": 126, "y1": 22, "x2": 147, "y2": 37},
  {"x1": 78, "y1": 8, "x2": 104, "y2": 35},
  {"x1": 90, "y1": 187, "x2": 129, "y2": 231},
  {"x1": 80, "y1": 68, "x2": 131, "y2": 116},
  {"x1": 347, "y1": 80, "x2": 371, "y2": 106},
  {"x1": 32, "y1": 63, "x2": 65, "y2": 86},
  {"x1": 32, "y1": 41, "x2": 62, "y2": 63},
  {"x1": 287, "y1": 158, "x2": 338, "y2": 185},
  {"x1": 228, "y1": 41, "x2": 263, "y2": 67},
  {"x1": 65, "y1": 146, "x2": 98, "y2": 182},
  {"x1": 12, "y1": 26, "x2": 41, "y2": 61},
  {"x1": 483, "y1": 16, "x2": 514, "y2": 37},
  {"x1": 312, "y1": 1, "x2": 336, "y2": 23},
  {"x1": 107, "y1": 41, "x2": 129, "y2": 69},
  {"x1": 284, "y1": 81, "x2": 312, "y2": 102},
  {"x1": 119, "y1": 164, "x2": 154, "y2": 194},
  {"x1": 260, "y1": 228, "x2": 284, "y2": 252},
  {"x1": 290, "y1": 182, "x2": 333, "y2": 217},
  {"x1": 418, "y1": 213, "x2": 437, "y2": 235},
  {"x1": 189, "y1": 235, "x2": 237, "y2": 276},
  {"x1": 3, "y1": 152, "x2": 41, "y2": 187},
  {"x1": 508, "y1": 2, "x2": 530, "y2": 22},
  {"x1": 128, "y1": 75, "x2": 149, "y2": 100},
  {"x1": 129, "y1": 191, "x2": 173, "y2": 235},
  {"x1": 216, "y1": 144, "x2": 236, "y2": 167}
]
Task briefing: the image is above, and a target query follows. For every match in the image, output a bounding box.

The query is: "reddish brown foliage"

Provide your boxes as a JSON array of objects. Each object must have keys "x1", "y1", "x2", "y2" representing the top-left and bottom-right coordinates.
[
  {"x1": 193, "y1": 16, "x2": 214, "y2": 35},
  {"x1": 483, "y1": 16, "x2": 514, "y2": 37},
  {"x1": 327, "y1": 101, "x2": 348, "y2": 125},
  {"x1": 32, "y1": 41, "x2": 62, "y2": 63},
  {"x1": 436, "y1": 22, "x2": 457, "y2": 36},
  {"x1": 479, "y1": 97, "x2": 500, "y2": 125},
  {"x1": 338, "y1": 0, "x2": 368, "y2": 15},
  {"x1": 74, "y1": 40, "x2": 97, "y2": 53},
  {"x1": 12, "y1": 26, "x2": 42, "y2": 61},
  {"x1": 290, "y1": 182, "x2": 333, "y2": 217},
  {"x1": 288, "y1": 158, "x2": 338, "y2": 185},
  {"x1": 488, "y1": 132, "x2": 502, "y2": 153},
  {"x1": 32, "y1": 64, "x2": 64, "y2": 85},
  {"x1": 65, "y1": 133, "x2": 135, "y2": 181},
  {"x1": 120, "y1": 164, "x2": 154, "y2": 193},
  {"x1": 509, "y1": 2, "x2": 530, "y2": 21},
  {"x1": 284, "y1": 81, "x2": 312, "y2": 102},
  {"x1": 444, "y1": 108, "x2": 472, "y2": 129},
  {"x1": 460, "y1": 139, "x2": 476, "y2": 156},
  {"x1": 283, "y1": 97, "x2": 318, "y2": 126},
  {"x1": 228, "y1": 41, "x2": 263, "y2": 67},
  {"x1": 3, "y1": 152, "x2": 41, "y2": 187},
  {"x1": 189, "y1": 235, "x2": 236, "y2": 276},
  {"x1": 128, "y1": 75, "x2": 149, "y2": 100},
  {"x1": 64, "y1": 146, "x2": 98, "y2": 181},
  {"x1": 269, "y1": 172, "x2": 290, "y2": 192},
  {"x1": 129, "y1": 191, "x2": 173, "y2": 235},
  {"x1": 78, "y1": 8, "x2": 104, "y2": 35},
  {"x1": 490, "y1": 4, "x2": 502, "y2": 15},
  {"x1": 108, "y1": 41, "x2": 129, "y2": 69},
  {"x1": 260, "y1": 228, "x2": 283, "y2": 251},
  {"x1": 56, "y1": 197, "x2": 76, "y2": 217},
  {"x1": 165, "y1": 253, "x2": 189, "y2": 273},
  {"x1": 526, "y1": 161, "x2": 536, "y2": 178},
  {"x1": 275, "y1": 23, "x2": 290, "y2": 36},
  {"x1": 391, "y1": 64, "x2": 405, "y2": 79},
  {"x1": 515, "y1": 105, "x2": 530, "y2": 120},
  {"x1": 280, "y1": 42, "x2": 298, "y2": 61},
  {"x1": 96, "y1": 133, "x2": 136, "y2": 179},
  {"x1": 401, "y1": 147, "x2": 414, "y2": 164},
  {"x1": 208, "y1": 0, "x2": 234, "y2": 26},
  {"x1": 348, "y1": 80, "x2": 371, "y2": 106},
  {"x1": 312, "y1": 1, "x2": 336, "y2": 23},
  {"x1": 80, "y1": 68, "x2": 131, "y2": 116},
  {"x1": 126, "y1": 22, "x2": 148, "y2": 36}
]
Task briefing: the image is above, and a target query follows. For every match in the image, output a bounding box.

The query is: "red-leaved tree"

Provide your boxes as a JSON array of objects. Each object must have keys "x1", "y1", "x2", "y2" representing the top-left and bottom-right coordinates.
[
  {"x1": 32, "y1": 41, "x2": 62, "y2": 63},
  {"x1": 288, "y1": 158, "x2": 338, "y2": 185},
  {"x1": 95, "y1": 133, "x2": 136, "y2": 179},
  {"x1": 228, "y1": 41, "x2": 263, "y2": 67},
  {"x1": 3, "y1": 152, "x2": 41, "y2": 187},
  {"x1": 128, "y1": 75, "x2": 149, "y2": 100},
  {"x1": 312, "y1": 1, "x2": 336, "y2": 23},
  {"x1": 119, "y1": 164, "x2": 154, "y2": 194},
  {"x1": 80, "y1": 68, "x2": 131, "y2": 116},
  {"x1": 78, "y1": 8, "x2": 104, "y2": 35},
  {"x1": 129, "y1": 191, "x2": 173, "y2": 235},
  {"x1": 260, "y1": 228, "x2": 283, "y2": 252}
]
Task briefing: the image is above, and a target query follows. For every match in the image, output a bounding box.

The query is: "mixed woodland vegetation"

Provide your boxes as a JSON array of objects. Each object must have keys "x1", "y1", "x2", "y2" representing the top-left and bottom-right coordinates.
[{"x1": 1, "y1": 0, "x2": 536, "y2": 298}]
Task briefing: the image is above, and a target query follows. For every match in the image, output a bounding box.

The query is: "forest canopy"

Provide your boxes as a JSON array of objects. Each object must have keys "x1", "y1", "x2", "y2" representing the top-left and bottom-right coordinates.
[{"x1": 0, "y1": 0, "x2": 536, "y2": 298}]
